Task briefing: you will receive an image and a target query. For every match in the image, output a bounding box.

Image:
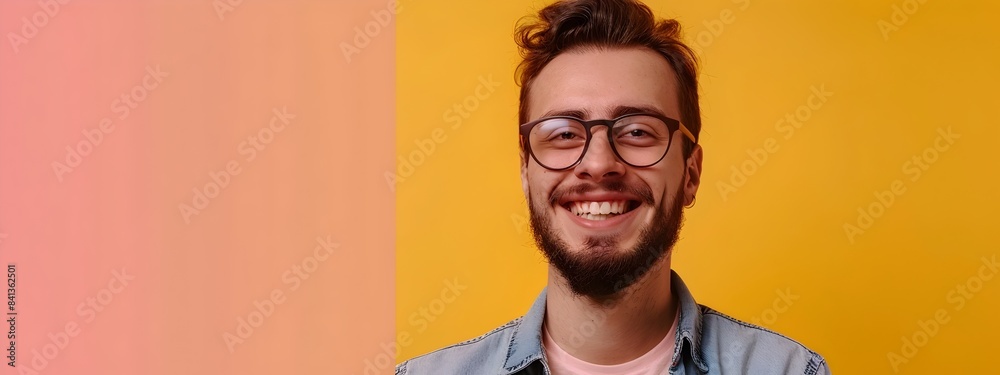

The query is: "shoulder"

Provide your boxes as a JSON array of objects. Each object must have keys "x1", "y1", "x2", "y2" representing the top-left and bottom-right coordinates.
[
  {"x1": 395, "y1": 318, "x2": 521, "y2": 375},
  {"x1": 697, "y1": 305, "x2": 830, "y2": 375}
]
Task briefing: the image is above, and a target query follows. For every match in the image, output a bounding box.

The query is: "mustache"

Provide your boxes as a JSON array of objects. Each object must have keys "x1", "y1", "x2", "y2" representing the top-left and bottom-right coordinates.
[{"x1": 548, "y1": 180, "x2": 656, "y2": 207}]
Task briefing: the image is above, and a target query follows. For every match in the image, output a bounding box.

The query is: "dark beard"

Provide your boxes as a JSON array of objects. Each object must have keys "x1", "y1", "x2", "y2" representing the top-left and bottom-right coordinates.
[{"x1": 529, "y1": 181, "x2": 685, "y2": 300}]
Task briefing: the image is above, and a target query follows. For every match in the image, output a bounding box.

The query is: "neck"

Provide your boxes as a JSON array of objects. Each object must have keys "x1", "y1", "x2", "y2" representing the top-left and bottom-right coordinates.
[{"x1": 544, "y1": 257, "x2": 677, "y2": 365}]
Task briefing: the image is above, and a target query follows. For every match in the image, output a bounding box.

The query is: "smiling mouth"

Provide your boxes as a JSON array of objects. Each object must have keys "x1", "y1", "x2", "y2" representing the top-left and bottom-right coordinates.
[{"x1": 562, "y1": 200, "x2": 640, "y2": 221}]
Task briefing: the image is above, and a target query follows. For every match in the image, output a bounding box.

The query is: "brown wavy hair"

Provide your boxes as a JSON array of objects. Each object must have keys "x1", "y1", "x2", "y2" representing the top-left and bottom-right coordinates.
[{"x1": 515, "y1": 0, "x2": 701, "y2": 157}]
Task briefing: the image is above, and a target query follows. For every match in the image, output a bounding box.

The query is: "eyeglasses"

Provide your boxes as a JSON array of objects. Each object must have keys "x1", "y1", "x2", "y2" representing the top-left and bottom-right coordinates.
[{"x1": 519, "y1": 113, "x2": 697, "y2": 171}]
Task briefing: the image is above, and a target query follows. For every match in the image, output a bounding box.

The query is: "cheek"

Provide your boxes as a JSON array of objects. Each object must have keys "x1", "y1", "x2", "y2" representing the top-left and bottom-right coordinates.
[
  {"x1": 660, "y1": 150, "x2": 688, "y2": 193},
  {"x1": 638, "y1": 169, "x2": 680, "y2": 204},
  {"x1": 526, "y1": 168, "x2": 562, "y2": 204},
  {"x1": 523, "y1": 167, "x2": 543, "y2": 198}
]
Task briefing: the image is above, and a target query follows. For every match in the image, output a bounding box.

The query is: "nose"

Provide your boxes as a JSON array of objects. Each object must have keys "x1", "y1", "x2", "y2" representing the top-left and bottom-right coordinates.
[{"x1": 574, "y1": 127, "x2": 626, "y2": 182}]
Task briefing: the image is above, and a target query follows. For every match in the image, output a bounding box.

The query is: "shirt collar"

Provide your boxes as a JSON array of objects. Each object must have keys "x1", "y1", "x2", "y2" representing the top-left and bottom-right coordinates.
[
  {"x1": 502, "y1": 286, "x2": 547, "y2": 374},
  {"x1": 670, "y1": 270, "x2": 709, "y2": 373},
  {"x1": 502, "y1": 270, "x2": 709, "y2": 374}
]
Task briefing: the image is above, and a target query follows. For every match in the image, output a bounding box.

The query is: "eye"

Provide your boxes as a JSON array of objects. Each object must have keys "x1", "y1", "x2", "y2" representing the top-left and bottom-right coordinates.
[
  {"x1": 558, "y1": 132, "x2": 579, "y2": 140},
  {"x1": 627, "y1": 129, "x2": 648, "y2": 137},
  {"x1": 619, "y1": 126, "x2": 653, "y2": 139},
  {"x1": 535, "y1": 118, "x2": 586, "y2": 143},
  {"x1": 613, "y1": 116, "x2": 667, "y2": 148}
]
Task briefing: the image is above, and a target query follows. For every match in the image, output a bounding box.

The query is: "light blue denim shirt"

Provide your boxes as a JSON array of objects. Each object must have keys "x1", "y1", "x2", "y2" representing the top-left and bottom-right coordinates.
[{"x1": 397, "y1": 271, "x2": 829, "y2": 374}]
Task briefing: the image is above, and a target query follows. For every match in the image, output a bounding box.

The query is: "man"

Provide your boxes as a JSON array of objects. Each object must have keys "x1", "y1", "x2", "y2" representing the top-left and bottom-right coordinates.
[{"x1": 397, "y1": 0, "x2": 829, "y2": 374}]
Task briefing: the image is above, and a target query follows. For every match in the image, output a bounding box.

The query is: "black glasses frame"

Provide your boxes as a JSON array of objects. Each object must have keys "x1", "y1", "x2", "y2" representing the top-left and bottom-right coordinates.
[{"x1": 518, "y1": 113, "x2": 697, "y2": 171}]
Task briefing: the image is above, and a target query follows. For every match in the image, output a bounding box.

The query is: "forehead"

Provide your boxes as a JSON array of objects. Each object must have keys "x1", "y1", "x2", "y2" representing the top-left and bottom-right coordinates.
[{"x1": 527, "y1": 47, "x2": 681, "y2": 121}]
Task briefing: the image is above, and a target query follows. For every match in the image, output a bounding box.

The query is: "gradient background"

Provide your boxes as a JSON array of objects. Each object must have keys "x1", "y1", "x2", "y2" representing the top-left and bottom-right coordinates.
[
  {"x1": 1, "y1": 1, "x2": 394, "y2": 374},
  {"x1": 0, "y1": 0, "x2": 997, "y2": 375},
  {"x1": 396, "y1": 1, "x2": 1000, "y2": 375}
]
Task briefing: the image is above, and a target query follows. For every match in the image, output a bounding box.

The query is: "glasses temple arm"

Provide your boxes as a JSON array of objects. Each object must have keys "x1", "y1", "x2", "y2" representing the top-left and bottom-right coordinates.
[{"x1": 678, "y1": 123, "x2": 697, "y2": 144}]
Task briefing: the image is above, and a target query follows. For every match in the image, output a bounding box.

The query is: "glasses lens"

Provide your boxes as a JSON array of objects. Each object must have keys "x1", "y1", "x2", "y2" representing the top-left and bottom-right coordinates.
[
  {"x1": 611, "y1": 115, "x2": 672, "y2": 166},
  {"x1": 528, "y1": 118, "x2": 587, "y2": 169}
]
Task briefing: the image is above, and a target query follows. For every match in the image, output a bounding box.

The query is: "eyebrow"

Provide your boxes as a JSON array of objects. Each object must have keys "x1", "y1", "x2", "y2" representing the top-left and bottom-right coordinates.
[
  {"x1": 538, "y1": 104, "x2": 667, "y2": 120},
  {"x1": 609, "y1": 105, "x2": 667, "y2": 119}
]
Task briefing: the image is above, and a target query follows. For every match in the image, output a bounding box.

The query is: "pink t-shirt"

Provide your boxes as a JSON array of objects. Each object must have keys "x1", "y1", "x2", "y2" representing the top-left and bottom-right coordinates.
[{"x1": 542, "y1": 310, "x2": 679, "y2": 375}]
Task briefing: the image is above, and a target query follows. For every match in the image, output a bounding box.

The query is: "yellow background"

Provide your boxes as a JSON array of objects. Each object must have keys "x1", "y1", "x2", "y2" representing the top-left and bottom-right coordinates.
[{"x1": 397, "y1": 0, "x2": 1000, "y2": 373}]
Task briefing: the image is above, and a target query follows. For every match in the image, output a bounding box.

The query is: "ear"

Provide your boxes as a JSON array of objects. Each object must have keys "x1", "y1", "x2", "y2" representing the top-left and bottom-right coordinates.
[{"x1": 683, "y1": 144, "x2": 703, "y2": 206}]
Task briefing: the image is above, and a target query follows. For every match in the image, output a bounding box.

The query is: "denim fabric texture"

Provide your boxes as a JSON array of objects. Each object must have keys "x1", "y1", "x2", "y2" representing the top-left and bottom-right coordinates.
[{"x1": 396, "y1": 271, "x2": 829, "y2": 375}]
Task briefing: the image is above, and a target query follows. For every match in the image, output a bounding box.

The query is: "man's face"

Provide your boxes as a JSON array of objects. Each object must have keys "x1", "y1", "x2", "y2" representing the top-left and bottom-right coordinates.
[{"x1": 522, "y1": 47, "x2": 702, "y2": 299}]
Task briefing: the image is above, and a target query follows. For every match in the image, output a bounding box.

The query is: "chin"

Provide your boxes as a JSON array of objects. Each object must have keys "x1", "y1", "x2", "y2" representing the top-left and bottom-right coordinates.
[{"x1": 528, "y1": 185, "x2": 685, "y2": 298}]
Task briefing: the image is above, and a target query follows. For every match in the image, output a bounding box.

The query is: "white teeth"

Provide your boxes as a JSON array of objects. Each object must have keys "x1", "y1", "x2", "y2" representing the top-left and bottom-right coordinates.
[
  {"x1": 567, "y1": 200, "x2": 630, "y2": 219},
  {"x1": 617, "y1": 201, "x2": 628, "y2": 213}
]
